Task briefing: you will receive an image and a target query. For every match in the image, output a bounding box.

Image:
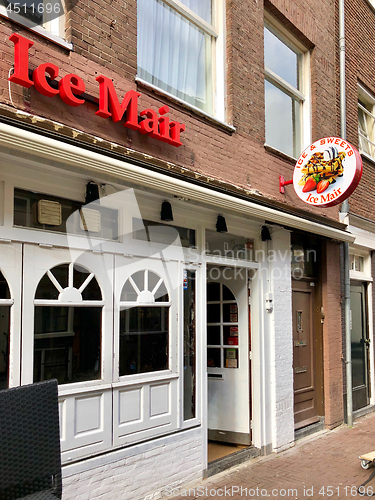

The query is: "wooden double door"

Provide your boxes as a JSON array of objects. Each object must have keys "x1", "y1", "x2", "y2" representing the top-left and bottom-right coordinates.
[{"x1": 292, "y1": 279, "x2": 323, "y2": 429}]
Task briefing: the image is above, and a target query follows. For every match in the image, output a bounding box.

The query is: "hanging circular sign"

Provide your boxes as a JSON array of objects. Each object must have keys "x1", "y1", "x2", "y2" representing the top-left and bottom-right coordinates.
[{"x1": 293, "y1": 137, "x2": 362, "y2": 207}]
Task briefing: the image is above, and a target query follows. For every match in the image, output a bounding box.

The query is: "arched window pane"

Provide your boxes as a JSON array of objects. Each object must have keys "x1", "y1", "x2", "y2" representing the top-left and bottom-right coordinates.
[
  {"x1": 148, "y1": 271, "x2": 160, "y2": 292},
  {"x1": 119, "y1": 307, "x2": 169, "y2": 375},
  {"x1": 207, "y1": 282, "x2": 220, "y2": 301},
  {"x1": 34, "y1": 306, "x2": 102, "y2": 384},
  {"x1": 35, "y1": 264, "x2": 102, "y2": 301},
  {"x1": 35, "y1": 273, "x2": 59, "y2": 300},
  {"x1": 73, "y1": 264, "x2": 90, "y2": 289},
  {"x1": 50, "y1": 264, "x2": 69, "y2": 289},
  {"x1": 0, "y1": 272, "x2": 10, "y2": 299},
  {"x1": 121, "y1": 280, "x2": 138, "y2": 302},
  {"x1": 81, "y1": 278, "x2": 102, "y2": 301},
  {"x1": 155, "y1": 282, "x2": 169, "y2": 302},
  {"x1": 223, "y1": 284, "x2": 235, "y2": 301},
  {"x1": 120, "y1": 270, "x2": 169, "y2": 303}
]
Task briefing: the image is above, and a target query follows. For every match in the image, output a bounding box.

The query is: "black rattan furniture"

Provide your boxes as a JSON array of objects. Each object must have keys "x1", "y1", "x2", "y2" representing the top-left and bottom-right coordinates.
[{"x1": 0, "y1": 379, "x2": 62, "y2": 500}]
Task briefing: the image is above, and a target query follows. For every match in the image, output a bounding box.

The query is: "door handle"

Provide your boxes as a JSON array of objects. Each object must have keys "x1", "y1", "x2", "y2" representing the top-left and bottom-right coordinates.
[{"x1": 364, "y1": 338, "x2": 371, "y2": 346}]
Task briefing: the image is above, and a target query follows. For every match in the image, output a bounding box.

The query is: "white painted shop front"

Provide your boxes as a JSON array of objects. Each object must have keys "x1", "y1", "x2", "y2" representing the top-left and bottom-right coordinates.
[{"x1": 0, "y1": 122, "x2": 354, "y2": 499}]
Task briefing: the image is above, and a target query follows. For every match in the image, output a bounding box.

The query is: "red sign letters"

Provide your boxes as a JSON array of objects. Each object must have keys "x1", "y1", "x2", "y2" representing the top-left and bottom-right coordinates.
[{"x1": 8, "y1": 33, "x2": 185, "y2": 147}]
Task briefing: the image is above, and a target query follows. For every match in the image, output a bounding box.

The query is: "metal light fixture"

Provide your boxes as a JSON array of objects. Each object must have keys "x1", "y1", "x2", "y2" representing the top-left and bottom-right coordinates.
[
  {"x1": 161, "y1": 201, "x2": 173, "y2": 221},
  {"x1": 261, "y1": 225, "x2": 272, "y2": 241},
  {"x1": 85, "y1": 181, "x2": 100, "y2": 204},
  {"x1": 216, "y1": 215, "x2": 228, "y2": 233}
]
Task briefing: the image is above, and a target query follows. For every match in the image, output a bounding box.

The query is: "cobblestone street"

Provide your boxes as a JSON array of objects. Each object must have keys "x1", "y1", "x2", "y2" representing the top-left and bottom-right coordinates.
[{"x1": 166, "y1": 411, "x2": 375, "y2": 500}]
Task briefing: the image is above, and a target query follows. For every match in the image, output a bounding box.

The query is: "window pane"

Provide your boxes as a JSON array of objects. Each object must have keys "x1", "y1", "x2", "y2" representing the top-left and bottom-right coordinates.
[
  {"x1": 132, "y1": 218, "x2": 196, "y2": 248},
  {"x1": 183, "y1": 270, "x2": 196, "y2": 420},
  {"x1": 358, "y1": 107, "x2": 371, "y2": 155},
  {"x1": 265, "y1": 80, "x2": 295, "y2": 157},
  {"x1": 207, "y1": 282, "x2": 220, "y2": 301},
  {"x1": 138, "y1": 0, "x2": 212, "y2": 113},
  {"x1": 264, "y1": 27, "x2": 298, "y2": 89},
  {"x1": 224, "y1": 325, "x2": 238, "y2": 346},
  {"x1": 0, "y1": 306, "x2": 10, "y2": 390},
  {"x1": 34, "y1": 307, "x2": 102, "y2": 385},
  {"x1": 207, "y1": 325, "x2": 220, "y2": 345},
  {"x1": 205, "y1": 230, "x2": 255, "y2": 261},
  {"x1": 207, "y1": 303, "x2": 220, "y2": 323},
  {"x1": 119, "y1": 307, "x2": 169, "y2": 375},
  {"x1": 207, "y1": 347, "x2": 221, "y2": 368},
  {"x1": 0, "y1": 271, "x2": 11, "y2": 299},
  {"x1": 0, "y1": 0, "x2": 44, "y2": 25},
  {"x1": 224, "y1": 348, "x2": 238, "y2": 368},
  {"x1": 178, "y1": 0, "x2": 211, "y2": 23},
  {"x1": 14, "y1": 189, "x2": 118, "y2": 241}
]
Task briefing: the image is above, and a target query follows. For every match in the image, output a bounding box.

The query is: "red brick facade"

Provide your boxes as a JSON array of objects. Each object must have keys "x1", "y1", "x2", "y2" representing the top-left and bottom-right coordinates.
[
  {"x1": 343, "y1": 0, "x2": 375, "y2": 220},
  {"x1": 0, "y1": 0, "x2": 344, "y2": 221}
]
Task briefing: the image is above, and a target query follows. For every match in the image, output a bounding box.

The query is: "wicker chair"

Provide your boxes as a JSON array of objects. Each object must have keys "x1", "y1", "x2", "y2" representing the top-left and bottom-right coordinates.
[{"x1": 0, "y1": 379, "x2": 62, "y2": 500}]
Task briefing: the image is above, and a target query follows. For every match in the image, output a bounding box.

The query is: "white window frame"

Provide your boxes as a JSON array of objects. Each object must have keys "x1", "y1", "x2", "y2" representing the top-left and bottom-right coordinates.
[
  {"x1": 358, "y1": 85, "x2": 375, "y2": 160},
  {"x1": 136, "y1": 0, "x2": 226, "y2": 123},
  {"x1": 264, "y1": 12, "x2": 311, "y2": 158},
  {"x1": 0, "y1": 0, "x2": 72, "y2": 51}
]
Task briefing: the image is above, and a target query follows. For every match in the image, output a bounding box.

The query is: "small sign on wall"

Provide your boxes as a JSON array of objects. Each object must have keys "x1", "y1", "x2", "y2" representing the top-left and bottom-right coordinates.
[{"x1": 293, "y1": 137, "x2": 362, "y2": 207}]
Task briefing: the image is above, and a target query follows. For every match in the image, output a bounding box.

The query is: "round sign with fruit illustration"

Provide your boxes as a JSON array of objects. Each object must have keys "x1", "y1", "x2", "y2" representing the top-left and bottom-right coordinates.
[{"x1": 293, "y1": 137, "x2": 362, "y2": 207}]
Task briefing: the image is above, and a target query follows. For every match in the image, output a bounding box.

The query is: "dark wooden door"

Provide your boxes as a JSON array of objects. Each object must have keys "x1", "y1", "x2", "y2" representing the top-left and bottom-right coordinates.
[
  {"x1": 293, "y1": 280, "x2": 319, "y2": 429},
  {"x1": 351, "y1": 283, "x2": 370, "y2": 411}
]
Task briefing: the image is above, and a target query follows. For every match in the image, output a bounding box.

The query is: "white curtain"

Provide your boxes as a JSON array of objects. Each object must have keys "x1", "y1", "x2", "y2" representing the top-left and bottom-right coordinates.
[{"x1": 137, "y1": 0, "x2": 212, "y2": 113}]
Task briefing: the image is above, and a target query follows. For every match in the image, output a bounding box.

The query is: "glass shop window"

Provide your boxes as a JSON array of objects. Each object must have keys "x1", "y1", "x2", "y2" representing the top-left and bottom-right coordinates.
[
  {"x1": 33, "y1": 263, "x2": 103, "y2": 385},
  {"x1": 133, "y1": 218, "x2": 196, "y2": 248},
  {"x1": 183, "y1": 270, "x2": 196, "y2": 420},
  {"x1": 0, "y1": 271, "x2": 11, "y2": 390},
  {"x1": 291, "y1": 236, "x2": 319, "y2": 279},
  {"x1": 119, "y1": 270, "x2": 170, "y2": 376},
  {"x1": 14, "y1": 188, "x2": 118, "y2": 240},
  {"x1": 205, "y1": 230, "x2": 255, "y2": 261}
]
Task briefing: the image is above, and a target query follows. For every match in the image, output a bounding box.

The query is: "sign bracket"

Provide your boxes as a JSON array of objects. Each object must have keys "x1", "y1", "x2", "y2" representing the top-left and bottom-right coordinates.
[{"x1": 279, "y1": 175, "x2": 293, "y2": 194}]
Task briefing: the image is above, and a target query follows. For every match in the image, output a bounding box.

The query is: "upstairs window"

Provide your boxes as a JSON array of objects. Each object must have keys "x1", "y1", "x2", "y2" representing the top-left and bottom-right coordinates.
[
  {"x1": 264, "y1": 14, "x2": 310, "y2": 158},
  {"x1": 358, "y1": 86, "x2": 375, "y2": 159},
  {"x1": 137, "y1": 0, "x2": 225, "y2": 119},
  {"x1": 0, "y1": 0, "x2": 65, "y2": 40}
]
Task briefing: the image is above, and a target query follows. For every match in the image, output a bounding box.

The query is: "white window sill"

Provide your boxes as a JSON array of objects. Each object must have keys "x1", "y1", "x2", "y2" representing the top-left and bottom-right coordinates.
[
  {"x1": 264, "y1": 143, "x2": 297, "y2": 163},
  {"x1": 0, "y1": 6, "x2": 72, "y2": 51},
  {"x1": 135, "y1": 76, "x2": 236, "y2": 133}
]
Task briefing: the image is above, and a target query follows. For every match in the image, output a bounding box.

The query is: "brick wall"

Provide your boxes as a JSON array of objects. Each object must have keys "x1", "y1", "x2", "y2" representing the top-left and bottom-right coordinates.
[
  {"x1": 322, "y1": 239, "x2": 344, "y2": 428},
  {"x1": 342, "y1": 0, "x2": 375, "y2": 221},
  {"x1": 62, "y1": 432, "x2": 204, "y2": 500},
  {"x1": 0, "y1": 0, "x2": 342, "y2": 222}
]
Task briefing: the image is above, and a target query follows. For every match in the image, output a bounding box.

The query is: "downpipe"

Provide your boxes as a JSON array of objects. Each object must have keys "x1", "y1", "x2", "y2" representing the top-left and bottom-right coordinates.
[{"x1": 339, "y1": 0, "x2": 353, "y2": 427}]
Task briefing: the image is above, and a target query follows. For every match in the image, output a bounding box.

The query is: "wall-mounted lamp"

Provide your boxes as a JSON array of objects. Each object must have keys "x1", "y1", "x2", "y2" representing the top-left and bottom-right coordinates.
[
  {"x1": 261, "y1": 225, "x2": 272, "y2": 241},
  {"x1": 85, "y1": 181, "x2": 100, "y2": 204},
  {"x1": 216, "y1": 215, "x2": 228, "y2": 233},
  {"x1": 161, "y1": 201, "x2": 173, "y2": 221}
]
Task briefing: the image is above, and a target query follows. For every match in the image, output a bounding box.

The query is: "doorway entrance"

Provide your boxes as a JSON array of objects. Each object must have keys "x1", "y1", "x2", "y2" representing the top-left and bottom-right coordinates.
[
  {"x1": 207, "y1": 266, "x2": 250, "y2": 460},
  {"x1": 351, "y1": 282, "x2": 370, "y2": 411},
  {"x1": 292, "y1": 278, "x2": 323, "y2": 430}
]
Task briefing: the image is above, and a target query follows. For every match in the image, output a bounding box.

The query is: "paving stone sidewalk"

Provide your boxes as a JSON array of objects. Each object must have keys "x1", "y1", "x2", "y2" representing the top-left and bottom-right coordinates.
[{"x1": 167, "y1": 411, "x2": 375, "y2": 500}]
